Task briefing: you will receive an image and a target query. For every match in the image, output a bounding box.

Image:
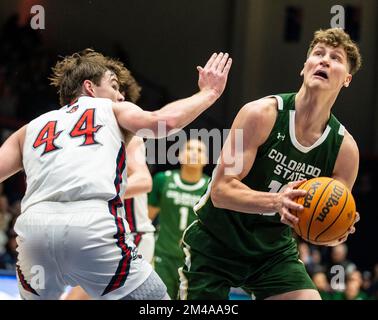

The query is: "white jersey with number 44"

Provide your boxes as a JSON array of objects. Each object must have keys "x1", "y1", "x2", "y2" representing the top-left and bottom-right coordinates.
[{"x1": 21, "y1": 97, "x2": 127, "y2": 213}]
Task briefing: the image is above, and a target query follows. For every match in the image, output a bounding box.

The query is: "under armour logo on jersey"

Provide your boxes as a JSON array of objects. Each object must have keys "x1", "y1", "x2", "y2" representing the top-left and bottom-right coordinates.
[{"x1": 277, "y1": 133, "x2": 286, "y2": 141}]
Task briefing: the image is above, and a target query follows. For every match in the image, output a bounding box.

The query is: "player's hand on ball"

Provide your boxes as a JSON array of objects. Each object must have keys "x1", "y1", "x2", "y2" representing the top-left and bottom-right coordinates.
[
  {"x1": 197, "y1": 52, "x2": 232, "y2": 99},
  {"x1": 277, "y1": 179, "x2": 307, "y2": 228},
  {"x1": 347, "y1": 211, "x2": 360, "y2": 235}
]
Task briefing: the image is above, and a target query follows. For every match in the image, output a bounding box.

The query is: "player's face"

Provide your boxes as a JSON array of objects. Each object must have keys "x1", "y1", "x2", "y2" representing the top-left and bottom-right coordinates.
[
  {"x1": 302, "y1": 43, "x2": 352, "y2": 91},
  {"x1": 92, "y1": 70, "x2": 125, "y2": 103},
  {"x1": 179, "y1": 140, "x2": 208, "y2": 168}
]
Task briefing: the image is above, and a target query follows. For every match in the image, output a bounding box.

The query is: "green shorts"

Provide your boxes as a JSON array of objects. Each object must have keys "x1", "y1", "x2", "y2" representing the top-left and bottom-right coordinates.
[
  {"x1": 154, "y1": 253, "x2": 182, "y2": 299},
  {"x1": 179, "y1": 221, "x2": 317, "y2": 300}
]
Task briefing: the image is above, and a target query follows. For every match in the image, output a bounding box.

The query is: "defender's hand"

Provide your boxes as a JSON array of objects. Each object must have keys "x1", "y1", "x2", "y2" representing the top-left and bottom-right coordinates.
[{"x1": 197, "y1": 52, "x2": 232, "y2": 98}]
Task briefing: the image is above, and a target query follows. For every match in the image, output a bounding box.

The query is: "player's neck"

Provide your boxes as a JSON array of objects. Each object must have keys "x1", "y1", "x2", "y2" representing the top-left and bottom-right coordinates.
[
  {"x1": 295, "y1": 85, "x2": 336, "y2": 133},
  {"x1": 180, "y1": 166, "x2": 203, "y2": 183}
]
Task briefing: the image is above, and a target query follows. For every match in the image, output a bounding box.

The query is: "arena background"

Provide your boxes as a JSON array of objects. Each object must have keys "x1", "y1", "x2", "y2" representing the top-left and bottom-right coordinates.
[{"x1": 0, "y1": 0, "x2": 377, "y2": 299}]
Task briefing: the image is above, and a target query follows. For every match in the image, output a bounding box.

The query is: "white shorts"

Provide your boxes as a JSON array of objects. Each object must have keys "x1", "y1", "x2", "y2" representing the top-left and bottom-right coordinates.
[
  {"x1": 14, "y1": 200, "x2": 153, "y2": 300},
  {"x1": 131, "y1": 232, "x2": 155, "y2": 264}
]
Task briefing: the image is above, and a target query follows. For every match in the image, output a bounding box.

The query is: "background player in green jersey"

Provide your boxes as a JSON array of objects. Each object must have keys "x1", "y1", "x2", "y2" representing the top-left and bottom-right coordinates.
[
  {"x1": 148, "y1": 139, "x2": 210, "y2": 299},
  {"x1": 179, "y1": 28, "x2": 361, "y2": 300}
]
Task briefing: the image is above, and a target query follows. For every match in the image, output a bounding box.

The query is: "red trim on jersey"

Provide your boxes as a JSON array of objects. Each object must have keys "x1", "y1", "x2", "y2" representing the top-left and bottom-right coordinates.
[
  {"x1": 134, "y1": 233, "x2": 142, "y2": 247},
  {"x1": 124, "y1": 198, "x2": 137, "y2": 233},
  {"x1": 16, "y1": 264, "x2": 40, "y2": 296},
  {"x1": 124, "y1": 199, "x2": 145, "y2": 248},
  {"x1": 102, "y1": 143, "x2": 133, "y2": 296}
]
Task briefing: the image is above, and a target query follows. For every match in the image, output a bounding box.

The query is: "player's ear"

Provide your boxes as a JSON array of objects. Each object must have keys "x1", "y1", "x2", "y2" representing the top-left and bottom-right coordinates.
[
  {"x1": 83, "y1": 80, "x2": 96, "y2": 97},
  {"x1": 344, "y1": 74, "x2": 352, "y2": 88}
]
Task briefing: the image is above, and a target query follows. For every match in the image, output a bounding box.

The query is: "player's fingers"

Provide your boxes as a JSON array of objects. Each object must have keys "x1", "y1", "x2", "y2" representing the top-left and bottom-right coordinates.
[
  {"x1": 348, "y1": 226, "x2": 356, "y2": 234},
  {"x1": 204, "y1": 53, "x2": 218, "y2": 69},
  {"x1": 354, "y1": 212, "x2": 360, "y2": 223},
  {"x1": 222, "y1": 58, "x2": 232, "y2": 75},
  {"x1": 281, "y1": 218, "x2": 295, "y2": 228},
  {"x1": 210, "y1": 52, "x2": 224, "y2": 70},
  {"x1": 197, "y1": 66, "x2": 204, "y2": 73},
  {"x1": 280, "y1": 215, "x2": 294, "y2": 228},
  {"x1": 216, "y1": 53, "x2": 229, "y2": 72},
  {"x1": 287, "y1": 189, "x2": 307, "y2": 199},
  {"x1": 338, "y1": 234, "x2": 348, "y2": 243},
  {"x1": 281, "y1": 207, "x2": 299, "y2": 225},
  {"x1": 326, "y1": 240, "x2": 340, "y2": 247},
  {"x1": 288, "y1": 179, "x2": 307, "y2": 189},
  {"x1": 285, "y1": 198, "x2": 304, "y2": 212}
]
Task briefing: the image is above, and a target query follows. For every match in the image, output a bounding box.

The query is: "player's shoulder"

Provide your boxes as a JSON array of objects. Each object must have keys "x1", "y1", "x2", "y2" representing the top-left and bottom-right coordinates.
[
  {"x1": 334, "y1": 128, "x2": 359, "y2": 175},
  {"x1": 333, "y1": 129, "x2": 359, "y2": 189},
  {"x1": 340, "y1": 129, "x2": 359, "y2": 157},
  {"x1": 111, "y1": 101, "x2": 138, "y2": 127},
  {"x1": 239, "y1": 96, "x2": 278, "y2": 124},
  {"x1": 112, "y1": 100, "x2": 136, "y2": 113},
  {"x1": 81, "y1": 97, "x2": 115, "y2": 115},
  {"x1": 233, "y1": 97, "x2": 279, "y2": 144}
]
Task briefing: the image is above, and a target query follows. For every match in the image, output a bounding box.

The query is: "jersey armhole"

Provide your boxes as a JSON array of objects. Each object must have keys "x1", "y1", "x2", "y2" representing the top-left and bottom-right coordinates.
[
  {"x1": 254, "y1": 95, "x2": 286, "y2": 158},
  {"x1": 261, "y1": 95, "x2": 284, "y2": 111}
]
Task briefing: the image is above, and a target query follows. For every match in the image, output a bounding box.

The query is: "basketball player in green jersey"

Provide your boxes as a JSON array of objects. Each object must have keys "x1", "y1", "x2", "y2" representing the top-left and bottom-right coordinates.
[
  {"x1": 179, "y1": 28, "x2": 362, "y2": 300},
  {"x1": 148, "y1": 139, "x2": 210, "y2": 299}
]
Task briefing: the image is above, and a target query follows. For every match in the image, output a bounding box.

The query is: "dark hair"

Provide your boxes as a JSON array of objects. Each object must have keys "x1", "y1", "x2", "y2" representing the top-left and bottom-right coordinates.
[{"x1": 50, "y1": 48, "x2": 141, "y2": 105}]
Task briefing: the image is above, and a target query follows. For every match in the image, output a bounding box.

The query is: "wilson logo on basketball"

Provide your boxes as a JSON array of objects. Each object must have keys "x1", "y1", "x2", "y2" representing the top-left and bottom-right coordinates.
[
  {"x1": 292, "y1": 177, "x2": 356, "y2": 246},
  {"x1": 303, "y1": 181, "x2": 322, "y2": 208},
  {"x1": 316, "y1": 184, "x2": 344, "y2": 222}
]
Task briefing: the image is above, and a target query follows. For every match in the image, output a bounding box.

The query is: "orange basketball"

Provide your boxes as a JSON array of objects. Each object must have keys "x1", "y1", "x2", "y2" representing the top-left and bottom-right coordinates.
[{"x1": 292, "y1": 177, "x2": 356, "y2": 246}]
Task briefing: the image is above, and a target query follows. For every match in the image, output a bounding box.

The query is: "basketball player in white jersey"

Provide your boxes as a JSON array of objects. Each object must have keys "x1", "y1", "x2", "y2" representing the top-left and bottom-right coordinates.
[
  {"x1": 0, "y1": 49, "x2": 232, "y2": 299},
  {"x1": 62, "y1": 83, "x2": 155, "y2": 300}
]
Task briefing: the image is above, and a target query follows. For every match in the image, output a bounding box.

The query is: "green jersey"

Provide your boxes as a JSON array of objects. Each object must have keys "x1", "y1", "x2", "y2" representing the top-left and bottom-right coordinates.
[
  {"x1": 149, "y1": 169, "x2": 210, "y2": 258},
  {"x1": 195, "y1": 93, "x2": 345, "y2": 258}
]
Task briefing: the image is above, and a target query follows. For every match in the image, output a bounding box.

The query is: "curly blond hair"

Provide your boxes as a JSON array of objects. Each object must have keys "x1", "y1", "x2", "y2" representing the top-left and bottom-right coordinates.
[
  {"x1": 50, "y1": 48, "x2": 141, "y2": 105},
  {"x1": 307, "y1": 28, "x2": 362, "y2": 75}
]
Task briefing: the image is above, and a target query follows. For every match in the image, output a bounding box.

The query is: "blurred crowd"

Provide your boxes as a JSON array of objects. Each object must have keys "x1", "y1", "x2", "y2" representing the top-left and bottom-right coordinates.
[
  {"x1": 0, "y1": 13, "x2": 169, "y2": 127},
  {"x1": 297, "y1": 239, "x2": 378, "y2": 300},
  {"x1": 0, "y1": 14, "x2": 58, "y2": 123}
]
